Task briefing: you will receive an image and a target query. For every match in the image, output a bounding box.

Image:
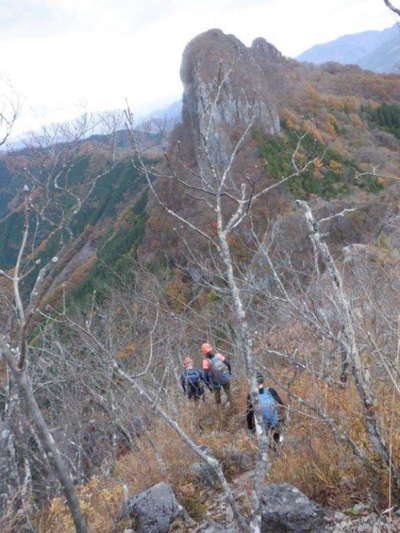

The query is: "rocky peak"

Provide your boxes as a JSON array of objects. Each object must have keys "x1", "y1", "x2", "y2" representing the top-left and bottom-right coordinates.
[
  {"x1": 179, "y1": 29, "x2": 282, "y2": 175},
  {"x1": 180, "y1": 29, "x2": 249, "y2": 85},
  {"x1": 251, "y1": 37, "x2": 282, "y2": 60}
]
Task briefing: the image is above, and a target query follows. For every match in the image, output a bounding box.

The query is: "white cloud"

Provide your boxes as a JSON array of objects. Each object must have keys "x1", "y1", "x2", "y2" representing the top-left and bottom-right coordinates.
[{"x1": 0, "y1": 0, "x2": 397, "y2": 135}]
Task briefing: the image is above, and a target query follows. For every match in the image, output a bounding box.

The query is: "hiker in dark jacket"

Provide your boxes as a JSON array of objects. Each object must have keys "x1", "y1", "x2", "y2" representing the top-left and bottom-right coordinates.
[
  {"x1": 180, "y1": 357, "x2": 208, "y2": 401},
  {"x1": 201, "y1": 343, "x2": 233, "y2": 407},
  {"x1": 247, "y1": 372, "x2": 285, "y2": 445}
]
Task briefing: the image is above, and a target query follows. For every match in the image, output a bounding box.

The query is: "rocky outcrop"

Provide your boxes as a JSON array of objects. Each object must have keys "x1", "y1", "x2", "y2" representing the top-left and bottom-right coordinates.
[
  {"x1": 260, "y1": 483, "x2": 325, "y2": 532},
  {"x1": 120, "y1": 478, "x2": 400, "y2": 533},
  {"x1": 141, "y1": 24, "x2": 400, "y2": 278},
  {"x1": 190, "y1": 461, "x2": 220, "y2": 489},
  {"x1": 324, "y1": 510, "x2": 400, "y2": 532},
  {"x1": 180, "y1": 29, "x2": 282, "y2": 174},
  {"x1": 186, "y1": 483, "x2": 325, "y2": 532},
  {"x1": 124, "y1": 482, "x2": 183, "y2": 533}
]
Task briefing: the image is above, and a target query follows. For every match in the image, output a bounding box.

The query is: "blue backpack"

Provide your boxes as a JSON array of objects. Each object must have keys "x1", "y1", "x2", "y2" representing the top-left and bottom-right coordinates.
[
  {"x1": 259, "y1": 389, "x2": 279, "y2": 429},
  {"x1": 183, "y1": 369, "x2": 204, "y2": 397}
]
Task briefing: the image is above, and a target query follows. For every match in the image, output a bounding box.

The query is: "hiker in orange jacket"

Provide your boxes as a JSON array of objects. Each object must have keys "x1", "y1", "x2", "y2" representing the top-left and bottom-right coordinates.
[{"x1": 200, "y1": 343, "x2": 233, "y2": 407}]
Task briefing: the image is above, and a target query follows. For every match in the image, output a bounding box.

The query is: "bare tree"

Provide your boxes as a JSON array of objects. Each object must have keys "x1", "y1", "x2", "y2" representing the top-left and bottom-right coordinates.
[
  {"x1": 0, "y1": 79, "x2": 18, "y2": 149},
  {"x1": 297, "y1": 200, "x2": 400, "y2": 489},
  {"x1": 0, "y1": 114, "x2": 124, "y2": 533},
  {"x1": 124, "y1": 64, "x2": 313, "y2": 530}
]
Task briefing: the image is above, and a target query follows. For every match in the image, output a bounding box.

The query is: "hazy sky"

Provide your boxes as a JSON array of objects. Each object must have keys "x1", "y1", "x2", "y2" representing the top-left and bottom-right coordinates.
[{"x1": 0, "y1": 0, "x2": 397, "y2": 135}]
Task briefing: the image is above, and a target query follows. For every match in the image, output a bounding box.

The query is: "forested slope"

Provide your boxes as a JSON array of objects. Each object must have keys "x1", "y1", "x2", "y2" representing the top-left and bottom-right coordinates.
[{"x1": 1, "y1": 28, "x2": 400, "y2": 533}]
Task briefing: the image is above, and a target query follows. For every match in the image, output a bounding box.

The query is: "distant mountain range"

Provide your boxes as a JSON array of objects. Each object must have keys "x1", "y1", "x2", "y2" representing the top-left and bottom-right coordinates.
[
  {"x1": 142, "y1": 100, "x2": 182, "y2": 124},
  {"x1": 297, "y1": 24, "x2": 400, "y2": 73}
]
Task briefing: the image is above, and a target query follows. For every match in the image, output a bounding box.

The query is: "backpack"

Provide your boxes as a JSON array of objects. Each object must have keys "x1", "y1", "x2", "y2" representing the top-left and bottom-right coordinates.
[
  {"x1": 183, "y1": 369, "x2": 204, "y2": 397},
  {"x1": 209, "y1": 356, "x2": 231, "y2": 385},
  {"x1": 259, "y1": 389, "x2": 279, "y2": 429}
]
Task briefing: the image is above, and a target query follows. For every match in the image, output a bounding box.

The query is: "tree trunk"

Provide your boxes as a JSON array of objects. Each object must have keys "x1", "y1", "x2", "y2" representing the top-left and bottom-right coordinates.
[
  {"x1": 218, "y1": 232, "x2": 269, "y2": 532},
  {"x1": 0, "y1": 340, "x2": 87, "y2": 533},
  {"x1": 297, "y1": 200, "x2": 400, "y2": 490}
]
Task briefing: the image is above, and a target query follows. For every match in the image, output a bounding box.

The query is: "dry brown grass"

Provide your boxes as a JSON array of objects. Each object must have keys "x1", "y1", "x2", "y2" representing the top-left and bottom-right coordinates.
[
  {"x1": 34, "y1": 395, "x2": 251, "y2": 532},
  {"x1": 35, "y1": 372, "x2": 400, "y2": 532},
  {"x1": 35, "y1": 476, "x2": 124, "y2": 533},
  {"x1": 268, "y1": 371, "x2": 400, "y2": 509}
]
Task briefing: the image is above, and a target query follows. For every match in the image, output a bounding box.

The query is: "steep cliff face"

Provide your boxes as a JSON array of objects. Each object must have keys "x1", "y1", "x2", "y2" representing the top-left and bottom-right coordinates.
[
  {"x1": 177, "y1": 28, "x2": 400, "y2": 178},
  {"x1": 180, "y1": 29, "x2": 282, "y2": 173},
  {"x1": 141, "y1": 27, "x2": 400, "y2": 270}
]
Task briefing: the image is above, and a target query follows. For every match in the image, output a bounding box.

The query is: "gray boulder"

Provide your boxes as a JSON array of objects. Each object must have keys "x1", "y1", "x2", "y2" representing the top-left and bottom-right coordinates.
[
  {"x1": 261, "y1": 484, "x2": 325, "y2": 532},
  {"x1": 202, "y1": 525, "x2": 238, "y2": 533},
  {"x1": 190, "y1": 461, "x2": 220, "y2": 488},
  {"x1": 125, "y1": 482, "x2": 183, "y2": 533},
  {"x1": 223, "y1": 450, "x2": 254, "y2": 473}
]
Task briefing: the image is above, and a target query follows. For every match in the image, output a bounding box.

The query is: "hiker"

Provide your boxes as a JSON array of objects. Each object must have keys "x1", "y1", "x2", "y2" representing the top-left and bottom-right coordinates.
[
  {"x1": 247, "y1": 372, "x2": 285, "y2": 445},
  {"x1": 180, "y1": 357, "x2": 208, "y2": 401},
  {"x1": 201, "y1": 343, "x2": 233, "y2": 407}
]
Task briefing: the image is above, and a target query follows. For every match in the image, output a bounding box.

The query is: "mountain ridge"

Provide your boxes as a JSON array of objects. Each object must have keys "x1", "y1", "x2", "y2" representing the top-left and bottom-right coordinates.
[
  {"x1": 1, "y1": 29, "x2": 400, "y2": 304},
  {"x1": 297, "y1": 24, "x2": 400, "y2": 73}
]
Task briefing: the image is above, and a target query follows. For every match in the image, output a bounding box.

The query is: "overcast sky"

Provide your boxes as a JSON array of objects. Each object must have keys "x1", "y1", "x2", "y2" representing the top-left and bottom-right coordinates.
[{"x1": 0, "y1": 0, "x2": 397, "y2": 136}]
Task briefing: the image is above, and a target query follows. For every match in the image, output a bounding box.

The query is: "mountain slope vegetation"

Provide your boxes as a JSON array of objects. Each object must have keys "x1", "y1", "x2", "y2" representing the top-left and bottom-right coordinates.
[{"x1": 1, "y1": 27, "x2": 400, "y2": 533}]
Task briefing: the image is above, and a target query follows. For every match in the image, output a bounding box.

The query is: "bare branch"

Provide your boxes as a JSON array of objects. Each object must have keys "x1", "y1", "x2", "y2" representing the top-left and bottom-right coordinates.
[
  {"x1": 297, "y1": 199, "x2": 400, "y2": 489},
  {"x1": 0, "y1": 338, "x2": 87, "y2": 533},
  {"x1": 253, "y1": 134, "x2": 311, "y2": 201},
  {"x1": 318, "y1": 208, "x2": 357, "y2": 225},
  {"x1": 114, "y1": 365, "x2": 248, "y2": 530},
  {"x1": 384, "y1": 0, "x2": 400, "y2": 16}
]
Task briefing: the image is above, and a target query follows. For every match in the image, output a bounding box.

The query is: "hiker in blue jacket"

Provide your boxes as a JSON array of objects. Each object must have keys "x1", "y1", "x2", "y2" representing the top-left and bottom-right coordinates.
[
  {"x1": 247, "y1": 372, "x2": 285, "y2": 445},
  {"x1": 180, "y1": 357, "x2": 209, "y2": 401}
]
